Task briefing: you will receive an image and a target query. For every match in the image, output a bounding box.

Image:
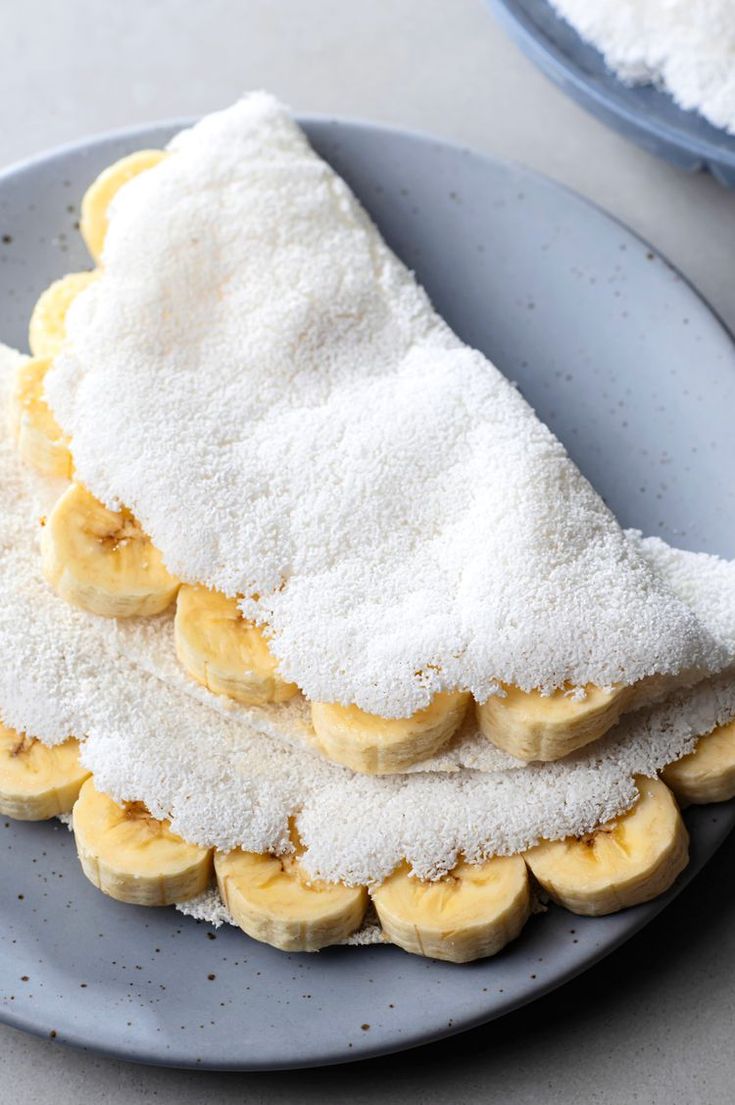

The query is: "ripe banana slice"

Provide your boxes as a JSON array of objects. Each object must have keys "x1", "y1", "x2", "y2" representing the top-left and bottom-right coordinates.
[
  {"x1": 73, "y1": 778, "x2": 212, "y2": 906},
  {"x1": 175, "y1": 584, "x2": 298, "y2": 706},
  {"x1": 477, "y1": 682, "x2": 635, "y2": 762},
  {"x1": 372, "y1": 855, "x2": 531, "y2": 963},
  {"x1": 41, "y1": 482, "x2": 180, "y2": 618},
  {"x1": 662, "y1": 719, "x2": 735, "y2": 805},
  {"x1": 10, "y1": 357, "x2": 73, "y2": 478},
  {"x1": 80, "y1": 149, "x2": 167, "y2": 262},
  {"x1": 28, "y1": 270, "x2": 98, "y2": 358},
  {"x1": 524, "y1": 776, "x2": 688, "y2": 916},
  {"x1": 0, "y1": 722, "x2": 90, "y2": 821},
  {"x1": 214, "y1": 845, "x2": 368, "y2": 952},
  {"x1": 310, "y1": 691, "x2": 470, "y2": 774}
]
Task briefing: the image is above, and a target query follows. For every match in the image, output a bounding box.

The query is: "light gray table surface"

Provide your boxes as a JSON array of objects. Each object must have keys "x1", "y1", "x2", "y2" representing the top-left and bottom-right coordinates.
[{"x1": 1, "y1": 1, "x2": 734, "y2": 1101}]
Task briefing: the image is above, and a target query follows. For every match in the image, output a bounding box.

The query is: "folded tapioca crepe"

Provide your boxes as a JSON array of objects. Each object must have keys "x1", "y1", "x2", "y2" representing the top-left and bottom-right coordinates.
[
  {"x1": 1, "y1": 358, "x2": 735, "y2": 885},
  {"x1": 3, "y1": 96, "x2": 735, "y2": 896},
  {"x1": 4, "y1": 98, "x2": 735, "y2": 971},
  {"x1": 43, "y1": 93, "x2": 726, "y2": 721}
]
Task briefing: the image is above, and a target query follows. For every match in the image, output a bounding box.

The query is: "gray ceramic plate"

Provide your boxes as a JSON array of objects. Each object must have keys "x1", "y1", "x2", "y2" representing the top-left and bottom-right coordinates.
[
  {"x1": 487, "y1": 0, "x2": 735, "y2": 187},
  {"x1": 0, "y1": 118, "x2": 734, "y2": 1070}
]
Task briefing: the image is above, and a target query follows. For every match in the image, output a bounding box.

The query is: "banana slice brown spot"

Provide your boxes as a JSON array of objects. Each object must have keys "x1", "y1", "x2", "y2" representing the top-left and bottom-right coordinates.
[
  {"x1": 41, "y1": 481, "x2": 180, "y2": 618},
  {"x1": 0, "y1": 721, "x2": 90, "y2": 821},
  {"x1": 372, "y1": 855, "x2": 531, "y2": 963},
  {"x1": 310, "y1": 691, "x2": 470, "y2": 775},
  {"x1": 28, "y1": 270, "x2": 98, "y2": 358},
  {"x1": 175, "y1": 584, "x2": 298, "y2": 706},
  {"x1": 477, "y1": 682, "x2": 635, "y2": 762},
  {"x1": 72, "y1": 778, "x2": 212, "y2": 906},
  {"x1": 10, "y1": 356, "x2": 74, "y2": 479},
  {"x1": 215, "y1": 843, "x2": 368, "y2": 952},
  {"x1": 523, "y1": 776, "x2": 689, "y2": 916},
  {"x1": 662, "y1": 718, "x2": 735, "y2": 805},
  {"x1": 81, "y1": 149, "x2": 167, "y2": 262}
]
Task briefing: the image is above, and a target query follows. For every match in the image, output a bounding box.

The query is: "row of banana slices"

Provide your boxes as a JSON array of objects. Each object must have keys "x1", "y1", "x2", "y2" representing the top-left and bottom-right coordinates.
[
  {"x1": 8, "y1": 147, "x2": 646, "y2": 774},
  {"x1": 12, "y1": 339, "x2": 634, "y2": 772},
  {"x1": 36, "y1": 475, "x2": 635, "y2": 770},
  {"x1": 1, "y1": 712, "x2": 733, "y2": 961},
  {"x1": 13, "y1": 353, "x2": 636, "y2": 770}
]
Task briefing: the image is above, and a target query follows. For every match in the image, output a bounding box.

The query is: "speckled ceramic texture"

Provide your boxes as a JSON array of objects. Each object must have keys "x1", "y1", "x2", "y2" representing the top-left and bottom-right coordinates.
[
  {"x1": 0, "y1": 118, "x2": 734, "y2": 1070},
  {"x1": 487, "y1": 0, "x2": 735, "y2": 188}
]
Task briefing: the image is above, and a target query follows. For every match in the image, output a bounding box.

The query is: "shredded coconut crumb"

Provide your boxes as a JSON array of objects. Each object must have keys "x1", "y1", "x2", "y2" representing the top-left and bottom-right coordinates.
[{"x1": 175, "y1": 886, "x2": 233, "y2": 928}]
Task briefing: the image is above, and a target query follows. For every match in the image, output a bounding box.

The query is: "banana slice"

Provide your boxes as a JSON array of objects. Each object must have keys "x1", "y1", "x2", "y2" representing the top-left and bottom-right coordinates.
[
  {"x1": 524, "y1": 776, "x2": 688, "y2": 916},
  {"x1": 72, "y1": 778, "x2": 212, "y2": 906},
  {"x1": 372, "y1": 855, "x2": 531, "y2": 963},
  {"x1": 28, "y1": 270, "x2": 98, "y2": 358},
  {"x1": 214, "y1": 845, "x2": 368, "y2": 952},
  {"x1": 81, "y1": 149, "x2": 167, "y2": 262},
  {"x1": 310, "y1": 691, "x2": 470, "y2": 774},
  {"x1": 0, "y1": 721, "x2": 90, "y2": 821},
  {"x1": 41, "y1": 481, "x2": 179, "y2": 618},
  {"x1": 175, "y1": 584, "x2": 298, "y2": 706},
  {"x1": 10, "y1": 357, "x2": 73, "y2": 478},
  {"x1": 477, "y1": 682, "x2": 635, "y2": 762},
  {"x1": 662, "y1": 719, "x2": 735, "y2": 805}
]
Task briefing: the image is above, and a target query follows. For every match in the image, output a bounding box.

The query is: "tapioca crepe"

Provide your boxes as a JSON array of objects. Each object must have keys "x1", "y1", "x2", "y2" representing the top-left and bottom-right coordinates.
[
  {"x1": 3, "y1": 339, "x2": 735, "y2": 884},
  {"x1": 45, "y1": 93, "x2": 725, "y2": 718}
]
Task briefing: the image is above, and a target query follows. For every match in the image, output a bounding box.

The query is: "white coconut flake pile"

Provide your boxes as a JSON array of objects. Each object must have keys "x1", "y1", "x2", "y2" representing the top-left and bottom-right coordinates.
[
  {"x1": 46, "y1": 93, "x2": 727, "y2": 718},
  {"x1": 3, "y1": 340, "x2": 735, "y2": 884},
  {"x1": 549, "y1": 0, "x2": 735, "y2": 135}
]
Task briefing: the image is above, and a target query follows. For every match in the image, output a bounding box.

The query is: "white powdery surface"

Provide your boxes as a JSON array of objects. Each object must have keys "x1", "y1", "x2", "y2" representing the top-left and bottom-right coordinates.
[
  {"x1": 46, "y1": 93, "x2": 725, "y2": 717},
  {"x1": 3, "y1": 340, "x2": 735, "y2": 883},
  {"x1": 550, "y1": 0, "x2": 735, "y2": 135}
]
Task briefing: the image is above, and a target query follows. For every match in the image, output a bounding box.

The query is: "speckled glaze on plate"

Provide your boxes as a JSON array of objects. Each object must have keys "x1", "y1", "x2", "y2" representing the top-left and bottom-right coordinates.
[
  {"x1": 487, "y1": 0, "x2": 735, "y2": 187},
  {"x1": 0, "y1": 118, "x2": 734, "y2": 1070}
]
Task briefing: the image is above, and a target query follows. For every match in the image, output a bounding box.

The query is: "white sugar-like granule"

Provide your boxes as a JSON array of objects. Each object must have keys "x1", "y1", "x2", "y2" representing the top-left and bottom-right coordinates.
[
  {"x1": 175, "y1": 886, "x2": 233, "y2": 929},
  {"x1": 549, "y1": 0, "x2": 735, "y2": 135},
  {"x1": 3, "y1": 341, "x2": 735, "y2": 883},
  {"x1": 46, "y1": 94, "x2": 725, "y2": 718},
  {"x1": 342, "y1": 920, "x2": 386, "y2": 946}
]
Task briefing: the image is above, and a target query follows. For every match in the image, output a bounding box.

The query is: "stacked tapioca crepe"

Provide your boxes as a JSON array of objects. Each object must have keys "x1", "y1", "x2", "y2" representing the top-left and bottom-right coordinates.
[{"x1": 3, "y1": 94, "x2": 735, "y2": 963}]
